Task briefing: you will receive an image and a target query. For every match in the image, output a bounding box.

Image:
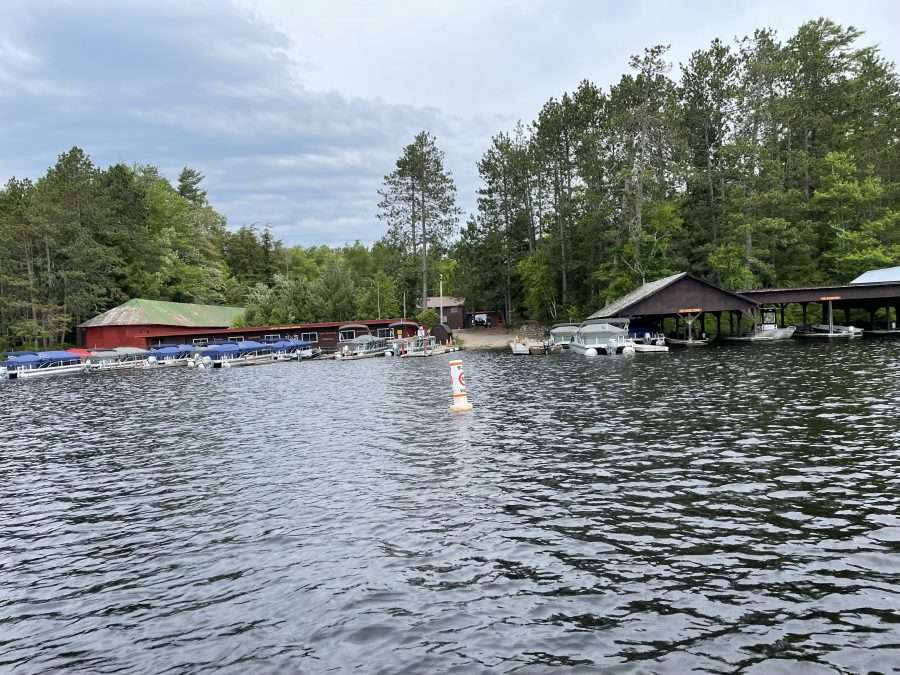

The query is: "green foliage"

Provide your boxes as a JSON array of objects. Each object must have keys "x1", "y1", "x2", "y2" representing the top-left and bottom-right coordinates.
[
  {"x1": 4, "y1": 18, "x2": 900, "y2": 348},
  {"x1": 456, "y1": 19, "x2": 900, "y2": 318},
  {"x1": 415, "y1": 308, "x2": 439, "y2": 328}
]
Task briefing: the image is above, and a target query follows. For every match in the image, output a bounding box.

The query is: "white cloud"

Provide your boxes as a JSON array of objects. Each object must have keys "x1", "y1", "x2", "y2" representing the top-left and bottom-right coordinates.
[{"x1": 1, "y1": 0, "x2": 898, "y2": 246}]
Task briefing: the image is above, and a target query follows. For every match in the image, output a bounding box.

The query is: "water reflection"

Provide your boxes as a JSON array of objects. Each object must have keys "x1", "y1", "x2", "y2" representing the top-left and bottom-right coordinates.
[{"x1": 1, "y1": 340, "x2": 900, "y2": 672}]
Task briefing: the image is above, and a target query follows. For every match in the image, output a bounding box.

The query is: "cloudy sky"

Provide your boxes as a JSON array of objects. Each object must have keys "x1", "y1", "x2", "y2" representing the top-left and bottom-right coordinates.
[{"x1": 2, "y1": 1, "x2": 898, "y2": 246}]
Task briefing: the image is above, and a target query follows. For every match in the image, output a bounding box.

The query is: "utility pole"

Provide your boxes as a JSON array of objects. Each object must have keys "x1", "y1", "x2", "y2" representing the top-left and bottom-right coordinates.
[{"x1": 376, "y1": 281, "x2": 381, "y2": 319}]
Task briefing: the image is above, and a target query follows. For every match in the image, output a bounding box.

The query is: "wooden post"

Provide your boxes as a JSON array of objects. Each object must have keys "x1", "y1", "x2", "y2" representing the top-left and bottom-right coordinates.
[
  {"x1": 844, "y1": 307, "x2": 850, "y2": 327},
  {"x1": 780, "y1": 304, "x2": 786, "y2": 327},
  {"x1": 870, "y1": 307, "x2": 877, "y2": 330},
  {"x1": 828, "y1": 301, "x2": 834, "y2": 333},
  {"x1": 729, "y1": 311, "x2": 734, "y2": 335},
  {"x1": 801, "y1": 302, "x2": 808, "y2": 327},
  {"x1": 716, "y1": 312, "x2": 722, "y2": 336}
]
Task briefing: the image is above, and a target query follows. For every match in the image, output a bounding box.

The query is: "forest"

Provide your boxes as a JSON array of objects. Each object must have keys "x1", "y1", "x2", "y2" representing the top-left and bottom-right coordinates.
[{"x1": 1, "y1": 19, "x2": 899, "y2": 349}]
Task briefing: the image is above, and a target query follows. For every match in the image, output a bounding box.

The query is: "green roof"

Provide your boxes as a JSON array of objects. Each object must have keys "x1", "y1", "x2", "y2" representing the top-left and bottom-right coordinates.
[{"x1": 79, "y1": 298, "x2": 244, "y2": 328}]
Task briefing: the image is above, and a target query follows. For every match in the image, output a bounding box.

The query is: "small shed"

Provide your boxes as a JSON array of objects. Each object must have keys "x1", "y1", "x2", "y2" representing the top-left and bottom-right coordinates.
[
  {"x1": 424, "y1": 296, "x2": 466, "y2": 329},
  {"x1": 430, "y1": 323, "x2": 453, "y2": 345}
]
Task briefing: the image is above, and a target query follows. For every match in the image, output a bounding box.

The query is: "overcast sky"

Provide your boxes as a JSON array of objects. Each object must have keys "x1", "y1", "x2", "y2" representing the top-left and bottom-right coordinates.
[{"x1": 2, "y1": 0, "x2": 898, "y2": 246}]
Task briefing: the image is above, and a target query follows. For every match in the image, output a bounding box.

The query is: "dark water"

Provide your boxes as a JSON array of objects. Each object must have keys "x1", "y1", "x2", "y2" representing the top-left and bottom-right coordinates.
[{"x1": 2, "y1": 341, "x2": 900, "y2": 674}]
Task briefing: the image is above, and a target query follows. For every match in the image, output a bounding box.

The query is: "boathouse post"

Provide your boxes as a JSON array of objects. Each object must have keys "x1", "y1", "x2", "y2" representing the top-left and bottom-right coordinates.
[
  {"x1": 870, "y1": 307, "x2": 877, "y2": 330},
  {"x1": 844, "y1": 307, "x2": 850, "y2": 327},
  {"x1": 715, "y1": 312, "x2": 722, "y2": 337},
  {"x1": 780, "y1": 304, "x2": 786, "y2": 327},
  {"x1": 801, "y1": 302, "x2": 808, "y2": 327}
]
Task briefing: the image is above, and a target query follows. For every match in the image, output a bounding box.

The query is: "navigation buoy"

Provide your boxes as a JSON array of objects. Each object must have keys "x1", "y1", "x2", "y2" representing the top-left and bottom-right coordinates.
[{"x1": 448, "y1": 359, "x2": 473, "y2": 413}]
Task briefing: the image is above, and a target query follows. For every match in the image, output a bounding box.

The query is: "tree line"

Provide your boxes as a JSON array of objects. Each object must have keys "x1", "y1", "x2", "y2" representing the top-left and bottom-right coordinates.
[
  {"x1": 2, "y1": 18, "x2": 899, "y2": 348},
  {"x1": 460, "y1": 18, "x2": 900, "y2": 323}
]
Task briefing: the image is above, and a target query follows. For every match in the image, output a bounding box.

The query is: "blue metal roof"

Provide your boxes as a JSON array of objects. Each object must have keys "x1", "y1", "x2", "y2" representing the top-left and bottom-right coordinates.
[{"x1": 850, "y1": 266, "x2": 900, "y2": 284}]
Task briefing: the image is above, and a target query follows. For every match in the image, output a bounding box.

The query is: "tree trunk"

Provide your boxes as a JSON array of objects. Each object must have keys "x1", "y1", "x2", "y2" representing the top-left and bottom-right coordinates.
[{"x1": 420, "y1": 182, "x2": 428, "y2": 309}]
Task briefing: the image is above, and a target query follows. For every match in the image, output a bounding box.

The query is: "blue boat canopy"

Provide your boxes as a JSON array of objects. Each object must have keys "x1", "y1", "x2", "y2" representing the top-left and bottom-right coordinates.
[
  {"x1": 150, "y1": 344, "x2": 194, "y2": 356},
  {"x1": 5, "y1": 351, "x2": 81, "y2": 367},
  {"x1": 200, "y1": 343, "x2": 240, "y2": 357}
]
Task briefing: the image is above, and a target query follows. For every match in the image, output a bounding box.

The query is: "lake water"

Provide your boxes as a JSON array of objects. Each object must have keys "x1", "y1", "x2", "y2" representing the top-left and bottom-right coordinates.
[{"x1": 2, "y1": 341, "x2": 900, "y2": 673}]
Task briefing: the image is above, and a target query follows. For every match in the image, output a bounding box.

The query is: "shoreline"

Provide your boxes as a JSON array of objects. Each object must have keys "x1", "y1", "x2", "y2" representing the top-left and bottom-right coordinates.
[{"x1": 454, "y1": 328, "x2": 519, "y2": 350}]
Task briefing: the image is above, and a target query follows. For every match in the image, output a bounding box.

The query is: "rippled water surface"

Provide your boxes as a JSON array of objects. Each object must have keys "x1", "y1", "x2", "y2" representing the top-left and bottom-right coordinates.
[{"x1": 3, "y1": 341, "x2": 900, "y2": 673}]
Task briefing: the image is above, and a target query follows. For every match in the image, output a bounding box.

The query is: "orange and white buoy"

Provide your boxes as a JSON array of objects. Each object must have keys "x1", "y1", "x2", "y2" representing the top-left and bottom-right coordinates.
[{"x1": 448, "y1": 359, "x2": 473, "y2": 413}]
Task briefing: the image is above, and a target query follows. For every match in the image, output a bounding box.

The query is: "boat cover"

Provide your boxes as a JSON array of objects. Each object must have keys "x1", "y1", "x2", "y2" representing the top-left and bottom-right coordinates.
[
  {"x1": 150, "y1": 345, "x2": 195, "y2": 356},
  {"x1": 6, "y1": 351, "x2": 81, "y2": 366}
]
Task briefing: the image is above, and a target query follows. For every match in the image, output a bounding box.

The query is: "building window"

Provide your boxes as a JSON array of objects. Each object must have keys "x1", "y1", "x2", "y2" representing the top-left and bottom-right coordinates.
[
  {"x1": 264, "y1": 333, "x2": 281, "y2": 341},
  {"x1": 339, "y1": 330, "x2": 356, "y2": 342},
  {"x1": 192, "y1": 338, "x2": 209, "y2": 346},
  {"x1": 227, "y1": 336, "x2": 244, "y2": 343},
  {"x1": 300, "y1": 332, "x2": 319, "y2": 343},
  {"x1": 375, "y1": 327, "x2": 393, "y2": 338}
]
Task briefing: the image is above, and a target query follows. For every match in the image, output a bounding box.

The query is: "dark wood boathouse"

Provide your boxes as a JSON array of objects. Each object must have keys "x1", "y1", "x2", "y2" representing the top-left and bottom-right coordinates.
[
  {"x1": 589, "y1": 272, "x2": 757, "y2": 338},
  {"x1": 741, "y1": 270, "x2": 900, "y2": 331}
]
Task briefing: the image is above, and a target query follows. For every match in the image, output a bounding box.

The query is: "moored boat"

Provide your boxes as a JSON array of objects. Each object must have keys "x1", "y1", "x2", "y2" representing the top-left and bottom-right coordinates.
[
  {"x1": 85, "y1": 347, "x2": 149, "y2": 370},
  {"x1": 298, "y1": 343, "x2": 322, "y2": 359},
  {"x1": 508, "y1": 337, "x2": 531, "y2": 355},
  {"x1": 665, "y1": 336, "x2": 711, "y2": 347},
  {"x1": 198, "y1": 340, "x2": 276, "y2": 368},
  {"x1": 400, "y1": 335, "x2": 438, "y2": 358},
  {"x1": 571, "y1": 319, "x2": 635, "y2": 356},
  {"x1": 266, "y1": 339, "x2": 307, "y2": 361},
  {"x1": 723, "y1": 310, "x2": 796, "y2": 342},
  {"x1": 335, "y1": 335, "x2": 389, "y2": 360},
  {"x1": 146, "y1": 344, "x2": 196, "y2": 367},
  {"x1": 3, "y1": 351, "x2": 85, "y2": 379},
  {"x1": 794, "y1": 324, "x2": 862, "y2": 339},
  {"x1": 549, "y1": 324, "x2": 579, "y2": 350}
]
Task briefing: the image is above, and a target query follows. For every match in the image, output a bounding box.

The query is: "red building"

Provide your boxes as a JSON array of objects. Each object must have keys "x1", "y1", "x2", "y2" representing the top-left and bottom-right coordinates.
[{"x1": 79, "y1": 298, "x2": 419, "y2": 351}]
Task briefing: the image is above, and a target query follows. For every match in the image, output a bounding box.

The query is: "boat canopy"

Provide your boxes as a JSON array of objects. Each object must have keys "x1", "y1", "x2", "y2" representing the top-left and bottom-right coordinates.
[
  {"x1": 388, "y1": 320, "x2": 418, "y2": 328},
  {"x1": 550, "y1": 324, "x2": 579, "y2": 336},
  {"x1": 88, "y1": 350, "x2": 120, "y2": 360},
  {"x1": 339, "y1": 323, "x2": 370, "y2": 332},
  {"x1": 67, "y1": 348, "x2": 93, "y2": 357},
  {"x1": 5, "y1": 351, "x2": 82, "y2": 367},
  {"x1": 578, "y1": 321, "x2": 628, "y2": 335},
  {"x1": 268, "y1": 339, "x2": 308, "y2": 351},
  {"x1": 150, "y1": 344, "x2": 195, "y2": 356},
  {"x1": 113, "y1": 347, "x2": 148, "y2": 355},
  {"x1": 200, "y1": 343, "x2": 240, "y2": 359},
  {"x1": 235, "y1": 340, "x2": 271, "y2": 353}
]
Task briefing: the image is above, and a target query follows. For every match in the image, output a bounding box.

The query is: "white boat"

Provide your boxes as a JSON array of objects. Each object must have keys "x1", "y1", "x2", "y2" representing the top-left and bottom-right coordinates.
[
  {"x1": 3, "y1": 351, "x2": 85, "y2": 379},
  {"x1": 198, "y1": 341, "x2": 277, "y2": 368},
  {"x1": 146, "y1": 344, "x2": 196, "y2": 367},
  {"x1": 724, "y1": 310, "x2": 797, "y2": 342},
  {"x1": 571, "y1": 319, "x2": 635, "y2": 356},
  {"x1": 666, "y1": 336, "x2": 711, "y2": 347},
  {"x1": 86, "y1": 347, "x2": 149, "y2": 370},
  {"x1": 508, "y1": 338, "x2": 531, "y2": 355},
  {"x1": 549, "y1": 324, "x2": 579, "y2": 350},
  {"x1": 400, "y1": 335, "x2": 439, "y2": 358},
  {"x1": 335, "y1": 335, "x2": 389, "y2": 360},
  {"x1": 266, "y1": 339, "x2": 307, "y2": 361},
  {"x1": 633, "y1": 343, "x2": 669, "y2": 353},
  {"x1": 631, "y1": 332, "x2": 669, "y2": 352},
  {"x1": 298, "y1": 345, "x2": 322, "y2": 359},
  {"x1": 794, "y1": 324, "x2": 863, "y2": 339}
]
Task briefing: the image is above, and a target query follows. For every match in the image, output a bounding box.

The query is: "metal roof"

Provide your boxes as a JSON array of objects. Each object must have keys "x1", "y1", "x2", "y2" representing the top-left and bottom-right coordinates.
[
  {"x1": 424, "y1": 296, "x2": 465, "y2": 308},
  {"x1": 851, "y1": 266, "x2": 900, "y2": 284},
  {"x1": 80, "y1": 298, "x2": 245, "y2": 328},
  {"x1": 588, "y1": 273, "x2": 686, "y2": 319}
]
